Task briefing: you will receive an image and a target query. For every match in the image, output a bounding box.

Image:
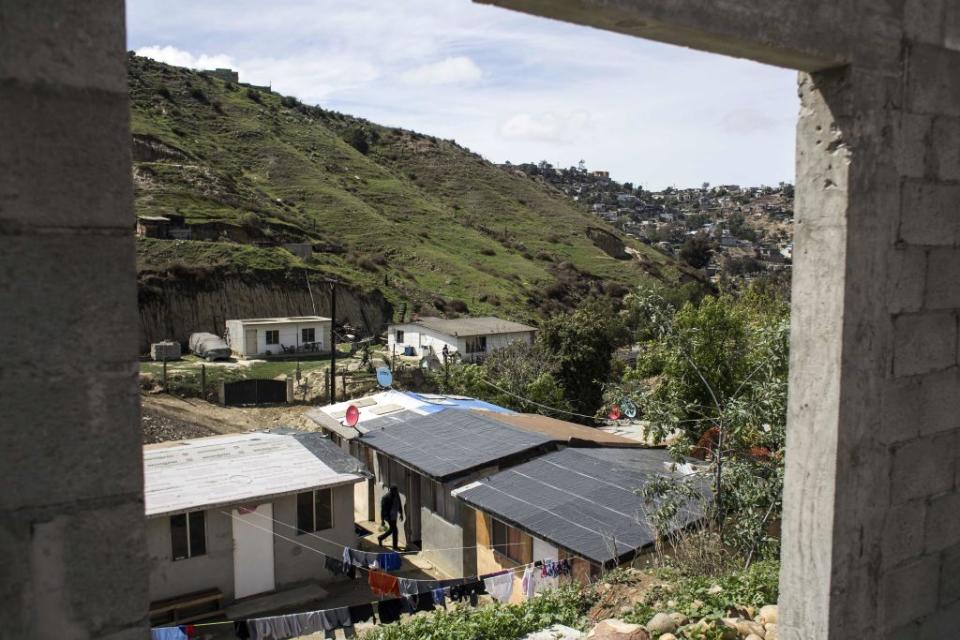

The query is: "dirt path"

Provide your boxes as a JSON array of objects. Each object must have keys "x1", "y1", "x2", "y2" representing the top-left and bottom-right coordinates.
[{"x1": 141, "y1": 393, "x2": 318, "y2": 443}]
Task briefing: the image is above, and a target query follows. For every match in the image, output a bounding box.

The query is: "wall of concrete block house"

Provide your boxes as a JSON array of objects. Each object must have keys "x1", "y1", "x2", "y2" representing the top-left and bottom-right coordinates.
[{"x1": 3, "y1": 0, "x2": 960, "y2": 638}]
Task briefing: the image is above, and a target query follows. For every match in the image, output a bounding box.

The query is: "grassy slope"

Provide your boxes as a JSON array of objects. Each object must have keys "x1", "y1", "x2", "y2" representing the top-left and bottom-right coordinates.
[{"x1": 129, "y1": 55, "x2": 683, "y2": 322}]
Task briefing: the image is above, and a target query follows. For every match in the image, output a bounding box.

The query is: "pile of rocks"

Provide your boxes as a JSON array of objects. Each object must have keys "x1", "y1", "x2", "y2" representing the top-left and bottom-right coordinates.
[{"x1": 585, "y1": 605, "x2": 778, "y2": 640}]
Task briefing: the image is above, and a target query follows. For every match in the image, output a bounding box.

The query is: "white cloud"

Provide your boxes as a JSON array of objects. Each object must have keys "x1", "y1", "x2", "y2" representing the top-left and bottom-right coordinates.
[
  {"x1": 399, "y1": 57, "x2": 483, "y2": 86},
  {"x1": 498, "y1": 111, "x2": 590, "y2": 143},
  {"x1": 135, "y1": 45, "x2": 234, "y2": 71}
]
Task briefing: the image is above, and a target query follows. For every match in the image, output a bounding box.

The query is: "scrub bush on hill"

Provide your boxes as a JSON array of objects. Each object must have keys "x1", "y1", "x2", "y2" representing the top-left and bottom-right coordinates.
[{"x1": 361, "y1": 585, "x2": 594, "y2": 640}]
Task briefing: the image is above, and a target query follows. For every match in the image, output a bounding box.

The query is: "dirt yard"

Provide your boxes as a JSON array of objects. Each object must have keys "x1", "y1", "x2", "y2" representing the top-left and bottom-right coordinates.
[{"x1": 141, "y1": 393, "x2": 319, "y2": 444}]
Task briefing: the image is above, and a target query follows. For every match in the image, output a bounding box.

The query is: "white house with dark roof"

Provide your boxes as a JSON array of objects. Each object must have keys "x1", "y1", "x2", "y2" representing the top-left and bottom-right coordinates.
[
  {"x1": 386, "y1": 316, "x2": 537, "y2": 361},
  {"x1": 143, "y1": 431, "x2": 364, "y2": 624},
  {"x1": 224, "y1": 316, "x2": 331, "y2": 357}
]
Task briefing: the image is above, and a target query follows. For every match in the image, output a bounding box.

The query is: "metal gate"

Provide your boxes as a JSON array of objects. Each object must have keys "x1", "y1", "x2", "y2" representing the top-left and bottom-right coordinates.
[{"x1": 219, "y1": 379, "x2": 288, "y2": 406}]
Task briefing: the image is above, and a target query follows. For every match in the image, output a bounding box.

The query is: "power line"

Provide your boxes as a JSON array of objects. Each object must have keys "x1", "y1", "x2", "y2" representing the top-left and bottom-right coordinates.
[{"x1": 477, "y1": 378, "x2": 605, "y2": 423}]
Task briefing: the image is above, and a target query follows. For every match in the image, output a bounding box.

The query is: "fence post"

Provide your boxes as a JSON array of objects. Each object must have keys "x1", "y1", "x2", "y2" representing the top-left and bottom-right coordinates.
[
  {"x1": 325, "y1": 369, "x2": 330, "y2": 402},
  {"x1": 162, "y1": 360, "x2": 167, "y2": 391},
  {"x1": 201, "y1": 364, "x2": 206, "y2": 399}
]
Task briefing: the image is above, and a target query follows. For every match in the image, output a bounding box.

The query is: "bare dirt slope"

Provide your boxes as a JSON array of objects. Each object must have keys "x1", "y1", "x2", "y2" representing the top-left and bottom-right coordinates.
[{"x1": 141, "y1": 393, "x2": 317, "y2": 444}]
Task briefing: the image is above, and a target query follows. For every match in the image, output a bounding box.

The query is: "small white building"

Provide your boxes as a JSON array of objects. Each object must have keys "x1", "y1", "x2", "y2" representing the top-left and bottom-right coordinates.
[
  {"x1": 144, "y1": 432, "x2": 364, "y2": 624},
  {"x1": 225, "y1": 316, "x2": 331, "y2": 358},
  {"x1": 387, "y1": 316, "x2": 537, "y2": 361}
]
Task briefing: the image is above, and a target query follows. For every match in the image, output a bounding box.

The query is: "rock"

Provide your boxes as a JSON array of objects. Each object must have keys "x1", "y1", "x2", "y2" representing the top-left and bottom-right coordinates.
[
  {"x1": 666, "y1": 600, "x2": 677, "y2": 609},
  {"x1": 735, "y1": 620, "x2": 766, "y2": 637},
  {"x1": 587, "y1": 619, "x2": 651, "y2": 640},
  {"x1": 524, "y1": 624, "x2": 586, "y2": 639},
  {"x1": 758, "y1": 605, "x2": 778, "y2": 625},
  {"x1": 659, "y1": 635, "x2": 677, "y2": 640},
  {"x1": 707, "y1": 584, "x2": 724, "y2": 595},
  {"x1": 764, "y1": 624, "x2": 778, "y2": 640},
  {"x1": 646, "y1": 613, "x2": 676, "y2": 635},
  {"x1": 745, "y1": 635, "x2": 764, "y2": 640},
  {"x1": 668, "y1": 612, "x2": 688, "y2": 627}
]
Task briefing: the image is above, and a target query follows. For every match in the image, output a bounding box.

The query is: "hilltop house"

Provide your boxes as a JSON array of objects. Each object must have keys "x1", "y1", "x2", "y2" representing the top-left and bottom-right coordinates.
[
  {"x1": 225, "y1": 316, "x2": 331, "y2": 358},
  {"x1": 453, "y1": 447, "x2": 708, "y2": 600},
  {"x1": 387, "y1": 316, "x2": 537, "y2": 362},
  {"x1": 144, "y1": 432, "x2": 365, "y2": 624}
]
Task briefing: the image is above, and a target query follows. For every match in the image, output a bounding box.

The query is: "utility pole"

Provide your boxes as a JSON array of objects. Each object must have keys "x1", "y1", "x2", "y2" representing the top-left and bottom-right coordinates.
[{"x1": 329, "y1": 279, "x2": 337, "y2": 405}]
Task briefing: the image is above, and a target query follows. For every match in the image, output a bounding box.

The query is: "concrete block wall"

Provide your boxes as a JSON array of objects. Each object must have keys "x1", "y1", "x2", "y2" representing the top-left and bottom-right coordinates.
[{"x1": 0, "y1": 1, "x2": 148, "y2": 638}]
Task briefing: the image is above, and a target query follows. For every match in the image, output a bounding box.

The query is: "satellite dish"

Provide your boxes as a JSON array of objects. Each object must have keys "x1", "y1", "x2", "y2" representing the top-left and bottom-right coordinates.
[
  {"x1": 344, "y1": 405, "x2": 360, "y2": 428},
  {"x1": 608, "y1": 404, "x2": 622, "y2": 421},
  {"x1": 620, "y1": 398, "x2": 637, "y2": 419},
  {"x1": 376, "y1": 367, "x2": 393, "y2": 388}
]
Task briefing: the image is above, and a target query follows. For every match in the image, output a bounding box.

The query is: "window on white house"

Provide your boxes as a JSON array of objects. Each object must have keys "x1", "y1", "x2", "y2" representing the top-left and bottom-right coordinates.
[
  {"x1": 302, "y1": 327, "x2": 315, "y2": 342},
  {"x1": 297, "y1": 489, "x2": 334, "y2": 533},
  {"x1": 265, "y1": 330, "x2": 279, "y2": 345},
  {"x1": 170, "y1": 511, "x2": 206, "y2": 560},
  {"x1": 396, "y1": 329, "x2": 404, "y2": 343},
  {"x1": 465, "y1": 336, "x2": 487, "y2": 353}
]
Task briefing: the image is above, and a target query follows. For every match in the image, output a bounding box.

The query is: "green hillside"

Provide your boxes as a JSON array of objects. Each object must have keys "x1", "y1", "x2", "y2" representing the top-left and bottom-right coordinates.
[{"x1": 129, "y1": 55, "x2": 688, "y2": 323}]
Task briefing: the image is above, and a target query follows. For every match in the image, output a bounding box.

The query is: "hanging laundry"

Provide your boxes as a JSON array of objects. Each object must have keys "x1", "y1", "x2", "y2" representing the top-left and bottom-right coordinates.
[
  {"x1": 234, "y1": 620, "x2": 251, "y2": 640},
  {"x1": 377, "y1": 598, "x2": 403, "y2": 624},
  {"x1": 348, "y1": 602, "x2": 376, "y2": 624},
  {"x1": 483, "y1": 571, "x2": 514, "y2": 603},
  {"x1": 342, "y1": 546, "x2": 352, "y2": 574},
  {"x1": 180, "y1": 625, "x2": 197, "y2": 639},
  {"x1": 350, "y1": 548, "x2": 380, "y2": 568},
  {"x1": 432, "y1": 587, "x2": 447, "y2": 608},
  {"x1": 249, "y1": 613, "x2": 303, "y2": 640},
  {"x1": 462, "y1": 580, "x2": 486, "y2": 606},
  {"x1": 150, "y1": 628, "x2": 186, "y2": 640},
  {"x1": 521, "y1": 565, "x2": 537, "y2": 600},
  {"x1": 318, "y1": 607, "x2": 353, "y2": 632},
  {"x1": 376, "y1": 551, "x2": 402, "y2": 571},
  {"x1": 448, "y1": 584, "x2": 463, "y2": 602},
  {"x1": 368, "y1": 569, "x2": 400, "y2": 597},
  {"x1": 296, "y1": 612, "x2": 326, "y2": 637},
  {"x1": 397, "y1": 577, "x2": 418, "y2": 597},
  {"x1": 414, "y1": 592, "x2": 436, "y2": 613}
]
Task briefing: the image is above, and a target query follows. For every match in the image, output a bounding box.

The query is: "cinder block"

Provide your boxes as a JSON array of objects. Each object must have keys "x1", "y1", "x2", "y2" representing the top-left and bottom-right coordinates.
[
  {"x1": 890, "y1": 432, "x2": 957, "y2": 504},
  {"x1": 880, "y1": 553, "x2": 941, "y2": 630},
  {"x1": 879, "y1": 369, "x2": 960, "y2": 443},
  {"x1": 0, "y1": 84, "x2": 133, "y2": 229},
  {"x1": 0, "y1": 367, "x2": 143, "y2": 511},
  {"x1": 898, "y1": 112, "x2": 932, "y2": 179},
  {"x1": 881, "y1": 499, "x2": 928, "y2": 569},
  {"x1": 925, "y1": 490, "x2": 960, "y2": 553},
  {"x1": 0, "y1": 235, "x2": 139, "y2": 369},
  {"x1": 904, "y1": 0, "x2": 946, "y2": 45},
  {"x1": 925, "y1": 248, "x2": 960, "y2": 309},
  {"x1": 940, "y1": 543, "x2": 960, "y2": 605},
  {"x1": 0, "y1": 0, "x2": 127, "y2": 92},
  {"x1": 30, "y1": 501, "x2": 147, "y2": 636},
  {"x1": 907, "y1": 44, "x2": 960, "y2": 117},
  {"x1": 899, "y1": 181, "x2": 960, "y2": 246},
  {"x1": 931, "y1": 116, "x2": 960, "y2": 181},
  {"x1": 887, "y1": 246, "x2": 927, "y2": 314},
  {"x1": 892, "y1": 312, "x2": 957, "y2": 377}
]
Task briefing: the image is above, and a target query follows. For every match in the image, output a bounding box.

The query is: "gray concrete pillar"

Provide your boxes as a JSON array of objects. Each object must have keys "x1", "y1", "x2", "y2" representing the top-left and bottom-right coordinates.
[{"x1": 0, "y1": 1, "x2": 148, "y2": 638}]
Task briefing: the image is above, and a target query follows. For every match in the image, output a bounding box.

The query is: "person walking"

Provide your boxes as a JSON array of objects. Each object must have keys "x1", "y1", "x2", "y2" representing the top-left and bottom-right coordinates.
[{"x1": 377, "y1": 486, "x2": 404, "y2": 550}]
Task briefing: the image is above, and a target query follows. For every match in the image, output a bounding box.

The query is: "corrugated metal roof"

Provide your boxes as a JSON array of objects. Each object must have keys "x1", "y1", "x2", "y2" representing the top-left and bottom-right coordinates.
[
  {"x1": 233, "y1": 316, "x2": 331, "y2": 325},
  {"x1": 143, "y1": 432, "x2": 363, "y2": 517},
  {"x1": 359, "y1": 409, "x2": 554, "y2": 482},
  {"x1": 453, "y1": 448, "x2": 709, "y2": 566},
  {"x1": 479, "y1": 412, "x2": 646, "y2": 447},
  {"x1": 393, "y1": 316, "x2": 537, "y2": 337}
]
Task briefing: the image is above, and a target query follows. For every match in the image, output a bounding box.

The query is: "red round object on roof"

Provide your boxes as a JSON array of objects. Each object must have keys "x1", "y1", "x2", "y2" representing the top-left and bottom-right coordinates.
[
  {"x1": 608, "y1": 405, "x2": 622, "y2": 421},
  {"x1": 344, "y1": 405, "x2": 360, "y2": 428}
]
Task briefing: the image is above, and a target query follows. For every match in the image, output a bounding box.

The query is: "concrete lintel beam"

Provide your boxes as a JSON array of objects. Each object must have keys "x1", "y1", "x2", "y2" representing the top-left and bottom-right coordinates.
[{"x1": 477, "y1": 0, "x2": 849, "y2": 71}]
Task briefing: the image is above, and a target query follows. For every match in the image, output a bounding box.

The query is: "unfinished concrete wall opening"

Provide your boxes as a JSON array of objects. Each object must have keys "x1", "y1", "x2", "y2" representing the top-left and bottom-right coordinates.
[{"x1": 484, "y1": 1, "x2": 960, "y2": 638}]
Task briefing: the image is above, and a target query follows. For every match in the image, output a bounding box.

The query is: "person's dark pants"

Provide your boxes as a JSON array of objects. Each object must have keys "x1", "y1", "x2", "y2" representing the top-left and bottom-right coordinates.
[{"x1": 378, "y1": 518, "x2": 399, "y2": 549}]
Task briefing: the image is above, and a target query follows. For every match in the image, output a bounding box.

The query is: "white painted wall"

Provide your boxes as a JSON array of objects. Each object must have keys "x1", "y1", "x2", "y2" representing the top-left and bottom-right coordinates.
[
  {"x1": 386, "y1": 324, "x2": 535, "y2": 358},
  {"x1": 226, "y1": 321, "x2": 331, "y2": 357}
]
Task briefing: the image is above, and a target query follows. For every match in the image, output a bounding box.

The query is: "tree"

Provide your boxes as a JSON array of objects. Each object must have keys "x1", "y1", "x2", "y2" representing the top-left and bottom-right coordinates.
[{"x1": 679, "y1": 234, "x2": 715, "y2": 269}]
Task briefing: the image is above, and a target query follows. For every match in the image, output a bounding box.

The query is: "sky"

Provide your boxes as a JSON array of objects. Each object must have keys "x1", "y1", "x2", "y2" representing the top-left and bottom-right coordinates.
[{"x1": 127, "y1": 0, "x2": 798, "y2": 190}]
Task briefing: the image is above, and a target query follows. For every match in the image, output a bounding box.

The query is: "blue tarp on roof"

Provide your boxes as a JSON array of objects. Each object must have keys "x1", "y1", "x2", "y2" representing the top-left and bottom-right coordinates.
[{"x1": 403, "y1": 392, "x2": 516, "y2": 414}]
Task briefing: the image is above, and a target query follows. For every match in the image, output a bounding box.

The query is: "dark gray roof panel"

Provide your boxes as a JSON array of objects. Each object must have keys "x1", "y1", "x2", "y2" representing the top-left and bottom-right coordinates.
[
  {"x1": 359, "y1": 409, "x2": 554, "y2": 481},
  {"x1": 455, "y1": 447, "x2": 709, "y2": 565}
]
